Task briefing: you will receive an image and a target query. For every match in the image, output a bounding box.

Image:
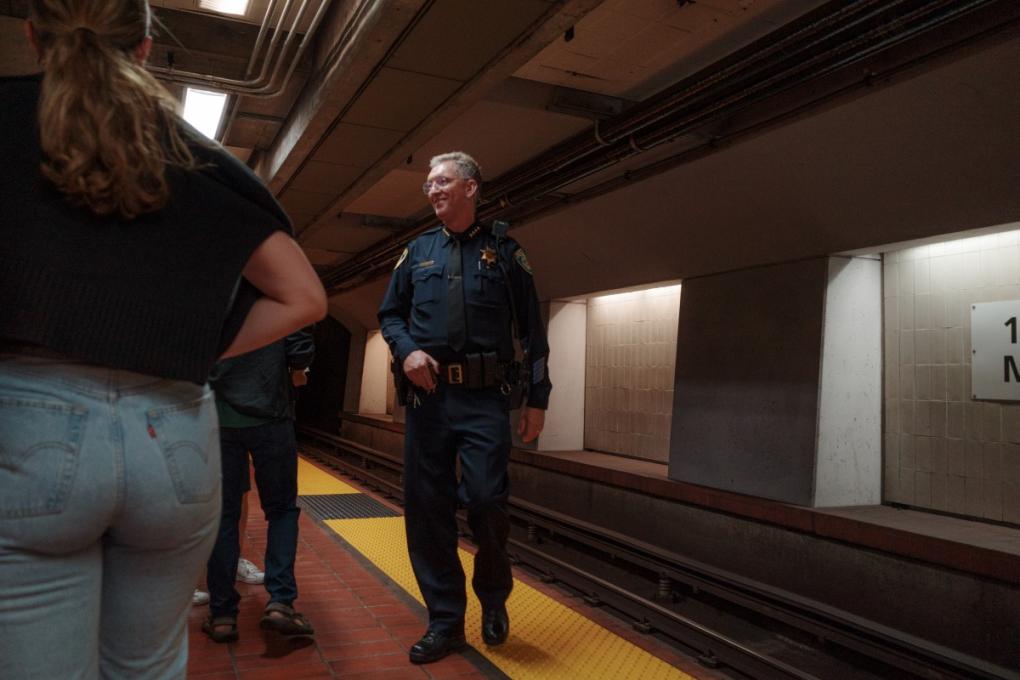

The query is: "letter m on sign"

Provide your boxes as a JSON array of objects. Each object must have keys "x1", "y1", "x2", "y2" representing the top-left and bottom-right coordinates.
[{"x1": 1007, "y1": 356, "x2": 1020, "y2": 383}]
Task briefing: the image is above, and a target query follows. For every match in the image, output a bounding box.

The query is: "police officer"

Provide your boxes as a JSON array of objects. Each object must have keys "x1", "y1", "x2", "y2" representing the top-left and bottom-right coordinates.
[{"x1": 378, "y1": 151, "x2": 551, "y2": 664}]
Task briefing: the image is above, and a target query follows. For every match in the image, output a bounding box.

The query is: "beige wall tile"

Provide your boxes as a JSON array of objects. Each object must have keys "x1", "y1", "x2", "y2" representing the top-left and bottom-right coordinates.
[
  {"x1": 930, "y1": 437, "x2": 947, "y2": 475},
  {"x1": 884, "y1": 464, "x2": 899, "y2": 500},
  {"x1": 915, "y1": 365, "x2": 931, "y2": 400},
  {"x1": 983, "y1": 442, "x2": 1002, "y2": 480},
  {"x1": 901, "y1": 296, "x2": 915, "y2": 331},
  {"x1": 1004, "y1": 482, "x2": 1020, "y2": 523},
  {"x1": 900, "y1": 366, "x2": 915, "y2": 401},
  {"x1": 965, "y1": 439, "x2": 984, "y2": 479},
  {"x1": 899, "y1": 260, "x2": 915, "y2": 297},
  {"x1": 915, "y1": 400, "x2": 932, "y2": 436},
  {"x1": 914, "y1": 471, "x2": 932, "y2": 506},
  {"x1": 915, "y1": 435, "x2": 931, "y2": 472},
  {"x1": 947, "y1": 402, "x2": 965, "y2": 437},
  {"x1": 1005, "y1": 443, "x2": 1020, "y2": 483},
  {"x1": 965, "y1": 477, "x2": 984, "y2": 516},
  {"x1": 915, "y1": 295, "x2": 931, "y2": 330},
  {"x1": 947, "y1": 438, "x2": 966, "y2": 475},
  {"x1": 900, "y1": 433, "x2": 915, "y2": 470},
  {"x1": 901, "y1": 400, "x2": 915, "y2": 435},
  {"x1": 983, "y1": 403, "x2": 1002, "y2": 442},
  {"x1": 981, "y1": 480, "x2": 1003, "y2": 521},
  {"x1": 947, "y1": 475, "x2": 967, "y2": 513},
  {"x1": 930, "y1": 473, "x2": 948, "y2": 510},
  {"x1": 584, "y1": 286, "x2": 680, "y2": 462}
]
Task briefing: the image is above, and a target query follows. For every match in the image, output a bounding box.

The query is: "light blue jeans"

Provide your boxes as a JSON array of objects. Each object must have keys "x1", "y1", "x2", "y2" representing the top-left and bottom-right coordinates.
[{"x1": 0, "y1": 355, "x2": 221, "y2": 679}]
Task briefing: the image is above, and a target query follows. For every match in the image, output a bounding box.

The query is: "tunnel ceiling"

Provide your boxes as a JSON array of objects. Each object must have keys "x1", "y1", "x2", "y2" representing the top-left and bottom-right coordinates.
[{"x1": 2, "y1": 0, "x2": 1019, "y2": 332}]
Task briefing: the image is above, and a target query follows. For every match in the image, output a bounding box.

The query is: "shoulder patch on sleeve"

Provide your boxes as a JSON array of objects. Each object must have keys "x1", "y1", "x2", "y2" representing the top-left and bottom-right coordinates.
[
  {"x1": 394, "y1": 247, "x2": 408, "y2": 270},
  {"x1": 513, "y1": 248, "x2": 533, "y2": 275}
]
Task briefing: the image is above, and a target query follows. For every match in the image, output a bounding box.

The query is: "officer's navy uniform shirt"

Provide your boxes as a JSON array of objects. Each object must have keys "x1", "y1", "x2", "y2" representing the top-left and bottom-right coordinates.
[{"x1": 378, "y1": 223, "x2": 552, "y2": 410}]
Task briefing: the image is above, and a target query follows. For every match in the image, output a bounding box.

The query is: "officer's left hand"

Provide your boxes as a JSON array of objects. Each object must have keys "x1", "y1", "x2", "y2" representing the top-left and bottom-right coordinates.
[{"x1": 517, "y1": 407, "x2": 545, "y2": 443}]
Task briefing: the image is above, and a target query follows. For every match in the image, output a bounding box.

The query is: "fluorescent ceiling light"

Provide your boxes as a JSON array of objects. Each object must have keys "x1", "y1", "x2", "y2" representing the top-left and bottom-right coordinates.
[
  {"x1": 182, "y1": 88, "x2": 228, "y2": 140},
  {"x1": 198, "y1": 0, "x2": 250, "y2": 16}
]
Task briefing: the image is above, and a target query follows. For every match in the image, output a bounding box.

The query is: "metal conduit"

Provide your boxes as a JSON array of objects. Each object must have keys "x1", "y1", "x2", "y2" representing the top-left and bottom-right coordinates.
[
  {"x1": 148, "y1": 0, "x2": 334, "y2": 98},
  {"x1": 491, "y1": 0, "x2": 903, "y2": 192},
  {"x1": 318, "y1": 0, "x2": 1007, "y2": 293},
  {"x1": 485, "y1": 0, "x2": 983, "y2": 212}
]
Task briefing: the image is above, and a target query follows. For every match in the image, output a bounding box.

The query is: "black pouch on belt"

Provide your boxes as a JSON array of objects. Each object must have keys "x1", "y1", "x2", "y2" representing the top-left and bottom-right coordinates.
[
  {"x1": 481, "y1": 351, "x2": 498, "y2": 387},
  {"x1": 465, "y1": 353, "x2": 483, "y2": 389}
]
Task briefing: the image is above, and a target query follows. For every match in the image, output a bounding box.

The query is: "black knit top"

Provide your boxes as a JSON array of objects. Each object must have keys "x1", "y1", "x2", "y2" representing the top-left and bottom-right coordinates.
[{"x1": 0, "y1": 74, "x2": 291, "y2": 383}]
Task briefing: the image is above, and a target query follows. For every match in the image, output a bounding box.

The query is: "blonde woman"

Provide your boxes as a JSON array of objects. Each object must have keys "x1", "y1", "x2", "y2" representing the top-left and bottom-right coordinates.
[{"x1": 0, "y1": 1, "x2": 326, "y2": 677}]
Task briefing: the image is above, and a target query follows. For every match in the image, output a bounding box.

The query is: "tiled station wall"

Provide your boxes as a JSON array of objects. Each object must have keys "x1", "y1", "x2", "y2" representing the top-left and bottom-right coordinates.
[
  {"x1": 584, "y1": 286, "x2": 681, "y2": 463},
  {"x1": 884, "y1": 229, "x2": 1020, "y2": 523}
]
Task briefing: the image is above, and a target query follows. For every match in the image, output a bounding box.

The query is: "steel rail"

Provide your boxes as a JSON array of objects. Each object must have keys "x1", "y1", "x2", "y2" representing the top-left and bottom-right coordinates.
[{"x1": 296, "y1": 426, "x2": 1016, "y2": 680}]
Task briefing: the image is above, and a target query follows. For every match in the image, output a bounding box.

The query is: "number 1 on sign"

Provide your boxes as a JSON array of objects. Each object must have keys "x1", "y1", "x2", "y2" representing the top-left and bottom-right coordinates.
[{"x1": 1007, "y1": 316, "x2": 1017, "y2": 344}]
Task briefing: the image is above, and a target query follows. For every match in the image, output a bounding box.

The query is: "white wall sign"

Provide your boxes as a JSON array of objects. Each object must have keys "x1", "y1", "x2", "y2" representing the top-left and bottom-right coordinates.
[{"x1": 971, "y1": 300, "x2": 1020, "y2": 401}]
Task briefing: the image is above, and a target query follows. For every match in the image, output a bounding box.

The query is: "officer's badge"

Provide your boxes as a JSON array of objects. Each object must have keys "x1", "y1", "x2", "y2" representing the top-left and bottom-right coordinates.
[
  {"x1": 480, "y1": 246, "x2": 497, "y2": 268},
  {"x1": 514, "y1": 248, "x2": 533, "y2": 275},
  {"x1": 394, "y1": 247, "x2": 408, "y2": 270}
]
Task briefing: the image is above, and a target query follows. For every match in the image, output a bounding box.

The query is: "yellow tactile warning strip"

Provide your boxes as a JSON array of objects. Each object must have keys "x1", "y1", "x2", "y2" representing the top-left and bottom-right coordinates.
[
  {"x1": 323, "y1": 515, "x2": 694, "y2": 680},
  {"x1": 297, "y1": 457, "x2": 359, "y2": 496}
]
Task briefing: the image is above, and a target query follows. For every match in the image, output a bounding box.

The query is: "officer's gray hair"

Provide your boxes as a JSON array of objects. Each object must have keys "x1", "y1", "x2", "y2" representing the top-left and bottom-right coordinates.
[{"x1": 430, "y1": 151, "x2": 482, "y2": 203}]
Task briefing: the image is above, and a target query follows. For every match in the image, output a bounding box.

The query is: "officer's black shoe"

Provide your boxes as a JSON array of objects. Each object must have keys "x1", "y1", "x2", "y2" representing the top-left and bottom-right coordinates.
[
  {"x1": 481, "y1": 606, "x2": 509, "y2": 646},
  {"x1": 409, "y1": 628, "x2": 467, "y2": 664}
]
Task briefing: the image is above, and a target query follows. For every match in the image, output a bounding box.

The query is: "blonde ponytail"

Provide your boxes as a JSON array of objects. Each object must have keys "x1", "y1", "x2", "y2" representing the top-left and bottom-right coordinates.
[{"x1": 30, "y1": 0, "x2": 194, "y2": 219}]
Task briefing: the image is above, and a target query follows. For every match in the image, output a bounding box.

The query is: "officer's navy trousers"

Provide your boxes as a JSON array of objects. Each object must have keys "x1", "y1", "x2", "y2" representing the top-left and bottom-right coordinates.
[{"x1": 403, "y1": 381, "x2": 513, "y2": 633}]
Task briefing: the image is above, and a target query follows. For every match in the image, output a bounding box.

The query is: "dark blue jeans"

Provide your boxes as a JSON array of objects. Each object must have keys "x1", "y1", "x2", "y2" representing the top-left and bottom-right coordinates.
[{"x1": 206, "y1": 419, "x2": 300, "y2": 618}]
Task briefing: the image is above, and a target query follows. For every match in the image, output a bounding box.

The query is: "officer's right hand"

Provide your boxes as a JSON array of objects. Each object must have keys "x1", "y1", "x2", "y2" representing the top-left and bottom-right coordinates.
[{"x1": 403, "y1": 350, "x2": 440, "y2": 392}]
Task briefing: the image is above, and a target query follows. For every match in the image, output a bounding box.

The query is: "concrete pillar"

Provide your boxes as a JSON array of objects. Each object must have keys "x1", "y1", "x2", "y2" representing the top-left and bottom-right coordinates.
[
  {"x1": 358, "y1": 330, "x2": 390, "y2": 415},
  {"x1": 344, "y1": 326, "x2": 365, "y2": 416},
  {"x1": 668, "y1": 256, "x2": 881, "y2": 507},
  {"x1": 539, "y1": 300, "x2": 587, "y2": 451},
  {"x1": 816, "y1": 256, "x2": 882, "y2": 506}
]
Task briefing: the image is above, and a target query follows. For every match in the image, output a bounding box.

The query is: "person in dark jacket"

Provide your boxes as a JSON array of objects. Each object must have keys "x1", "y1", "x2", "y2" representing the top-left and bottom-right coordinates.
[
  {"x1": 202, "y1": 328, "x2": 316, "y2": 642},
  {"x1": 378, "y1": 152, "x2": 552, "y2": 664},
  {"x1": 0, "y1": 2, "x2": 325, "y2": 678}
]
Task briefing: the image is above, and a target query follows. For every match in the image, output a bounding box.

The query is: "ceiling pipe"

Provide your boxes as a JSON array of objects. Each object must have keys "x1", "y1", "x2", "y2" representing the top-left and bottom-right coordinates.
[
  {"x1": 491, "y1": 0, "x2": 974, "y2": 209},
  {"x1": 148, "y1": 0, "x2": 332, "y2": 98},
  {"x1": 318, "y1": 0, "x2": 1010, "y2": 294},
  {"x1": 319, "y1": 0, "x2": 909, "y2": 286},
  {"x1": 151, "y1": 0, "x2": 298, "y2": 90}
]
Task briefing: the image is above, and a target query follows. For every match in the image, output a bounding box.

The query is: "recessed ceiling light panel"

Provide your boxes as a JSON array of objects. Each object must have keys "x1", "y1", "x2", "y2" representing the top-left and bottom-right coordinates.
[
  {"x1": 182, "y1": 87, "x2": 228, "y2": 140},
  {"x1": 198, "y1": 0, "x2": 250, "y2": 17}
]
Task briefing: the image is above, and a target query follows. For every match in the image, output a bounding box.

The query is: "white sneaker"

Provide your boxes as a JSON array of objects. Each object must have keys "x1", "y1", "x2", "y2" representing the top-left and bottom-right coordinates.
[
  {"x1": 192, "y1": 589, "x2": 210, "y2": 606},
  {"x1": 237, "y1": 558, "x2": 265, "y2": 584}
]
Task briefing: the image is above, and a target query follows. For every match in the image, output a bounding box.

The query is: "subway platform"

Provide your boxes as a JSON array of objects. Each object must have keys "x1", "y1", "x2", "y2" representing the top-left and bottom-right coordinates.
[{"x1": 187, "y1": 457, "x2": 715, "y2": 680}]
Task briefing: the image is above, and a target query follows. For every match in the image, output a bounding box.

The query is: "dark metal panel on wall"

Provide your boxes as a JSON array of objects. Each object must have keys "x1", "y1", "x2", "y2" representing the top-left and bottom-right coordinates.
[{"x1": 668, "y1": 257, "x2": 828, "y2": 505}]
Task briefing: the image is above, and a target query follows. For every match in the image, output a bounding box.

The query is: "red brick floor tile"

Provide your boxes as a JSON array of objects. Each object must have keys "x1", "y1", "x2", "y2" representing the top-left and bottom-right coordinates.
[
  {"x1": 318, "y1": 638, "x2": 405, "y2": 662},
  {"x1": 375, "y1": 613, "x2": 426, "y2": 628},
  {"x1": 187, "y1": 655, "x2": 235, "y2": 675},
  {"x1": 331, "y1": 652, "x2": 412, "y2": 674},
  {"x1": 233, "y1": 640, "x2": 322, "y2": 669},
  {"x1": 339, "y1": 668, "x2": 429, "y2": 680},
  {"x1": 237, "y1": 661, "x2": 333, "y2": 680},
  {"x1": 187, "y1": 672, "x2": 239, "y2": 680}
]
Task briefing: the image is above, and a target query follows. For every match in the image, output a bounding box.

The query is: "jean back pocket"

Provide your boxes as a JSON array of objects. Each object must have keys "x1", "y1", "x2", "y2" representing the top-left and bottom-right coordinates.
[
  {"x1": 147, "y1": 394, "x2": 219, "y2": 504},
  {"x1": 0, "y1": 398, "x2": 87, "y2": 518}
]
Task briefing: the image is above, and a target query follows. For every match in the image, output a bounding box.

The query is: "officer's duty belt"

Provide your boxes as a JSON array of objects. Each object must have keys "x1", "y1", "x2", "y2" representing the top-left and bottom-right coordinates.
[{"x1": 437, "y1": 352, "x2": 508, "y2": 389}]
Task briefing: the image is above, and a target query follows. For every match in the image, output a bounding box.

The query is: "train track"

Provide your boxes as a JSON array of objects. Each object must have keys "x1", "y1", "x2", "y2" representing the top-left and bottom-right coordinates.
[{"x1": 297, "y1": 425, "x2": 1015, "y2": 680}]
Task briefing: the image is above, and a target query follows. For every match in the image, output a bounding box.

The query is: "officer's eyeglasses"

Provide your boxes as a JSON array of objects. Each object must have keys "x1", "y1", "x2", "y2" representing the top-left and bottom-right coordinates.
[{"x1": 421, "y1": 176, "x2": 458, "y2": 195}]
